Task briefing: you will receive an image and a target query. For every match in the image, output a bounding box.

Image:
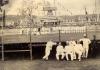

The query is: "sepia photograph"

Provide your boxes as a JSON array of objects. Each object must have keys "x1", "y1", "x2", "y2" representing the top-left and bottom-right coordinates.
[{"x1": 0, "y1": 0, "x2": 100, "y2": 70}]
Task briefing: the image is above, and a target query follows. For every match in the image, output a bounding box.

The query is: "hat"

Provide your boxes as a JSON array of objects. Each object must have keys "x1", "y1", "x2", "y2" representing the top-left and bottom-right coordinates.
[
  {"x1": 83, "y1": 34, "x2": 87, "y2": 37},
  {"x1": 58, "y1": 42, "x2": 61, "y2": 45}
]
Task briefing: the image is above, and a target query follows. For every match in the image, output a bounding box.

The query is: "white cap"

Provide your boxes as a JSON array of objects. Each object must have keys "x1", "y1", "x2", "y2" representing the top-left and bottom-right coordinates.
[
  {"x1": 59, "y1": 42, "x2": 61, "y2": 45},
  {"x1": 83, "y1": 34, "x2": 87, "y2": 37}
]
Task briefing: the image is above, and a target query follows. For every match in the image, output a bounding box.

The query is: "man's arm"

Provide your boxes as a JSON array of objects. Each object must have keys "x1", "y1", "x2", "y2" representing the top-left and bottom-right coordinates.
[
  {"x1": 88, "y1": 39, "x2": 91, "y2": 44},
  {"x1": 79, "y1": 39, "x2": 82, "y2": 42}
]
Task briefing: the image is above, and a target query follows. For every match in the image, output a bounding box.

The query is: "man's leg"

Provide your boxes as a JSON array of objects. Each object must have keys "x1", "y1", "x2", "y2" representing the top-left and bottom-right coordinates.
[
  {"x1": 43, "y1": 50, "x2": 50, "y2": 60},
  {"x1": 70, "y1": 53, "x2": 74, "y2": 61},
  {"x1": 65, "y1": 53, "x2": 69, "y2": 60},
  {"x1": 82, "y1": 47, "x2": 86, "y2": 58},
  {"x1": 61, "y1": 53, "x2": 65, "y2": 60},
  {"x1": 78, "y1": 52, "x2": 82, "y2": 61},
  {"x1": 56, "y1": 53, "x2": 60, "y2": 60},
  {"x1": 73, "y1": 51, "x2": 76, "y2": 59},
  {"x1": 86, "y1": 48, "x2": 89, "y2": 58}
]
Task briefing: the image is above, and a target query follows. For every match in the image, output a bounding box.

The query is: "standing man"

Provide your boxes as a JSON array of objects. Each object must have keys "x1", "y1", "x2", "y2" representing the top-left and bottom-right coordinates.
[
  {"x1": 91, "y1": 35, "x2": 97, "y2": 58},
  {"x1": 56, "y1": 42, "x2": 65, "y2": 60},
  {"x1": 43, "y1": 40, "x2": 56, "y2": 60},
  {"x1": 79, "y1": 34, "x2": 91, "y2": 58}
]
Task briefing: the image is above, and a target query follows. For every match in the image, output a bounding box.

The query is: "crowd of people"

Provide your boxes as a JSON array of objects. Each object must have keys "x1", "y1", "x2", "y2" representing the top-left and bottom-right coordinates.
[{"x1": 43, "y1": 34, "x2": 91, "y2": 61}]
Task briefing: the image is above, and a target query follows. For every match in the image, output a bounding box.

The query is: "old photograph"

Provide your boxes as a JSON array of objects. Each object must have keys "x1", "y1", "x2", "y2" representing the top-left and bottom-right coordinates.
[{"x1": 0, "y1": 0, "x2": 100, "y2": 70}]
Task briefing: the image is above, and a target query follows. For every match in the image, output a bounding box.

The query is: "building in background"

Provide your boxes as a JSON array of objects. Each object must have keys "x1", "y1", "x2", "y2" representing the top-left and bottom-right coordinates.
[{"x1": 0, "y1": 14, "x2": 100, "y2": 28}]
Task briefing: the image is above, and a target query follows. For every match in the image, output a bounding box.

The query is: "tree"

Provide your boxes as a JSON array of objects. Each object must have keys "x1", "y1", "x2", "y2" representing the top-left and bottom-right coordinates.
[
  {"x1": 18, "y1": 0, "x2": 38, "y2": 16},
  {"x1": 0, "y1": 0, "x2": 9, "y2": 6},
  {"x1": 18, "y1": 0, "x2": 38, "y2": 28}
]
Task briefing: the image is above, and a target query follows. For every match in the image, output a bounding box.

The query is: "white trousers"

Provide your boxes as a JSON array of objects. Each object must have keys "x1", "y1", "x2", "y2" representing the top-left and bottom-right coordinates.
[
  {"x1": 83, "y1": 47, "x2": 89, "y2": 58},
  {"x1": 43, "y1": 47, "x2": 51, "y2": 60},
  {"x1": 65, "y1": 52, "x2": 74, "y2": 61},
  {"x1": 56, "y1": 52, "x2": 65, "y2": 60}
]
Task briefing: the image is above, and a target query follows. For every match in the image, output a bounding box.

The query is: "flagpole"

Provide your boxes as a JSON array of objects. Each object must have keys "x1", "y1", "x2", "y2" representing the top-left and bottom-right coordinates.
[
  {"x1": 2, "y1": 9, "x2": 5, "y2": 61},
  {"x1": 84, "y1": 7, "x2": 88, "y2": 36}
]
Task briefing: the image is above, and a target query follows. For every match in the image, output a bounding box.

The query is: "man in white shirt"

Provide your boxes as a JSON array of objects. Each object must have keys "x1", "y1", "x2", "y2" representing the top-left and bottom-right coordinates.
[
  {"x1": 56, "y1": 42, "x2": 65, "y2": 60},
  {"x1": 79, "y1": 34, "x2": 91, "y2": 58},
  {"x1": 64, "y1": 41, "x2": 74, "y2": 61},
  {"x1": 43, "y1": 40, "x2": 56, "y2": 60}
]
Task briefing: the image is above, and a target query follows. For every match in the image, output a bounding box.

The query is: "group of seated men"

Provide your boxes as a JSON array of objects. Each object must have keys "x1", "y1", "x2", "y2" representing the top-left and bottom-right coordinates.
[{"x1": 43, "y1": 34, "x2": 91, "y2": 61}]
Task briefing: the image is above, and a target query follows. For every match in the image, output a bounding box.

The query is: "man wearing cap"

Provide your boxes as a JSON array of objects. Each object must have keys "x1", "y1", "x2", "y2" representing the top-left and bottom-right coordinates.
[
  {"x1": 56, "y1": 42, "x2": 65, "y2": 60},
  {"x1": 79, "y1": 34, "x2": 91, "y2": 58},
  {"x1": 43, "y1": 40, "x2": 56, "y2": 60}
]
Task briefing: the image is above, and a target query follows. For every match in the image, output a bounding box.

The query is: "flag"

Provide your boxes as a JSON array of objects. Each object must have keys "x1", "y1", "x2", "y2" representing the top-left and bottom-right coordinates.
[{"x1": 85, "y1": 8, "x2": 88, "y2": 21}]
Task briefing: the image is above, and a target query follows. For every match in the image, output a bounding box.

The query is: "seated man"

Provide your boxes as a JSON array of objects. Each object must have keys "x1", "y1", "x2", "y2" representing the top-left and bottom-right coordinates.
[
  {"x1": 56, "y1": 42, "x2": 65, "y2": 60},
  {"x1": 64, "y1": 41, "x2": 74, "y2": 61}
]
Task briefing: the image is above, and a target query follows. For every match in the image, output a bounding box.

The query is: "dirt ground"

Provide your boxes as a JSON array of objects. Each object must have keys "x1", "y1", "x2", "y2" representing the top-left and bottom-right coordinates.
[
  {"x1": 0, "y1": 42, "x2": 100, "y2": 70},
  {"x1": 0, "y1": 58, "x2": 99, "y2": 70}
]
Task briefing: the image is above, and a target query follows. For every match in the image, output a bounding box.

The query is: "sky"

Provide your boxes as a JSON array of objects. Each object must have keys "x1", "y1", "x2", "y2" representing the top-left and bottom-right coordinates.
[{"x1": 3, "y1": 0, "x2": 100, "y2": 16}]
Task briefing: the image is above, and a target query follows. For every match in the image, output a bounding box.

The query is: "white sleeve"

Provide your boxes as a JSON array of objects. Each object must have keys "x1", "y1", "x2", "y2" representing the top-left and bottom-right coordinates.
[
  {"x1": 79, "y1": 39, "x2": 82, "y2": 42},
  {"x1": 56, "y1": 46, "x2": 58, "y2": 51},
  {"x1": 88, "y1": 39, "x2": 91, "y2": 44}
]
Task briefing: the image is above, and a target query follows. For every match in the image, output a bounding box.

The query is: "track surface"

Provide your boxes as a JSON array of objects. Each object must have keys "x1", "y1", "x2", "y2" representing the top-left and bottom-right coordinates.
[{"x1": 0, "y1": 58, "x2": 100, "y2": 70}]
